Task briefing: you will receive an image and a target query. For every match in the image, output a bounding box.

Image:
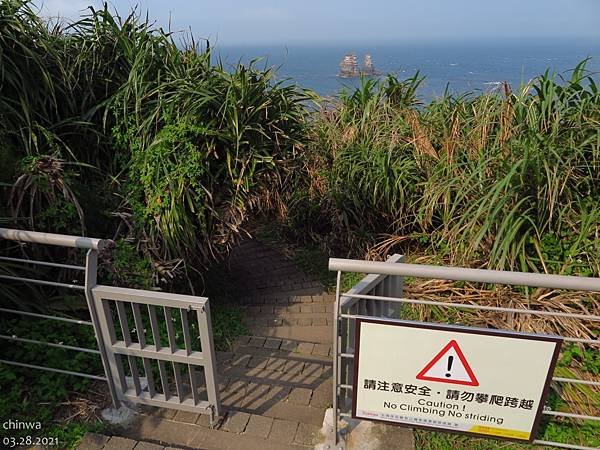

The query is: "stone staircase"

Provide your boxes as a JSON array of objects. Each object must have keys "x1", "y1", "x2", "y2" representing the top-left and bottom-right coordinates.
[{"x1": 79, "y1": 239, "x2": 334, "y2": 450}]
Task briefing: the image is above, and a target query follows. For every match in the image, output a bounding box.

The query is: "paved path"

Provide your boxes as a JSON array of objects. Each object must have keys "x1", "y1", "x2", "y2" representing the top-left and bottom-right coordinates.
[{"x1": 79, "y1": 238, "x2": 333, "y2": 450}]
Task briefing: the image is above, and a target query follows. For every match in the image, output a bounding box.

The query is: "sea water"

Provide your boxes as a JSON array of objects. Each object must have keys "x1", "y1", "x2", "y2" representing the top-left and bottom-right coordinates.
[{"x1": 215, "y1": 39, "x2": 600, "y2": 100}]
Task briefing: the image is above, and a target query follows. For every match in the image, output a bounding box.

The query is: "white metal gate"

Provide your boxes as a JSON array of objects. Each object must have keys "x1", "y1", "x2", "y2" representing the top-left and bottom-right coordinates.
[{"x1": 92, "y1": 285, "x2": 222, "y2": 419}]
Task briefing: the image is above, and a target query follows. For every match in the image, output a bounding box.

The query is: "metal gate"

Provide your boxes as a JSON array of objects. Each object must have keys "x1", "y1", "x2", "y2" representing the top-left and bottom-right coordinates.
[
  {"x1": 92, "y1": 285, "x2": 221, "y2": 419},
  {"x1": 0, "y1": 228, "x2": 221, "y2": 420},
  {"x1": 329, "y1": 255, "x2": 600, "y2": 450}
]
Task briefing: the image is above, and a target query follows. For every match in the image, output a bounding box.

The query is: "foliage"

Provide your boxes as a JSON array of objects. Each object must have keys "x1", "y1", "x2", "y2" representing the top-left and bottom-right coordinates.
[
  {"x1": 114, "y1": 57, "x2": 312, "y2": 268},
  {"x1": 1, "y1": 3, "x2": 599, "y2": 448},
  {"x1": 293, "y1": 64, "x2": 600, "y2": 277},
  {"x1": 5, "y1": 0, "x2": 599, "y2": 278},
  {"x1": 1, "y1": 0, "x2": 313, "y2": 274},
  {"x1": 559, "y1": 343, "x2": 600, "y2": 376},
  {"x1": 0, "y1": 316, "x2": 105, "y2": 447},
  {"x1": 46, "y1": 422, "x2": 106, "y2": 450},
  {"x1": 104, "y1": 239, "x2": 154, "y2": 289},
  {"x1": 0, "y1": 0, "x2": 124, "y2": 235},
  {"x1": 254, "y1": 219, "x2": 364, "y2": 293},
  {"x1": 10, "y1": 155, "x2": 86, "y2": 234},
  {"x1": 211, "y1": 305, "x2": 249, "y2": 350},
  {"x1": 414, "y1": 419, "x2": 600, "y2": 450},
  {"x1": 417, "y1": 368, "x2": 599, "y2": 449}
]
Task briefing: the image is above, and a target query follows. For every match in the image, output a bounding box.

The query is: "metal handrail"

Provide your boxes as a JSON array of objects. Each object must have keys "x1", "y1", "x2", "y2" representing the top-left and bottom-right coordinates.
[
  {"x1": 0, "y1": 228, "x2": 112, "y2": 251},
  {"x1": 0, "y1": 307, "x2": 93, "y2": 326},
  {"x1": 0, "y1": 334, "x2": 101, "y2": 354},
  {"x1": 0, "y1": 228, "x2": 121, "y2": 407},
  {"x1": 329, "y1": 258, "x2": 600, "y2": 292},
  {"x1": 0, "y1": 274, "x2": 85, "y2": 290},
  {"x1": 341, "y1": 293, "x2": 600, "y2": 322},
  {"x1": 330, "y1": 255, "x2": 600, "y2": 450},
  {"x1": 0, "y1": 256, "x2": 85, "y2": 271},
  {"x1": 0, "y1": 359, "x2": 107, "y2": 381}
]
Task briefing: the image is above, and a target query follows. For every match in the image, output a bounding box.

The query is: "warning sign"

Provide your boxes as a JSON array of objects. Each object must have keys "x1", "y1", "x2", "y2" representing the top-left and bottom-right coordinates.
[
  {"x1": 352, "y1": 319, "x2": 562, "y2": 442},
  {"x1": 416, "y1": 340, "x2": 479, "y2": 386}
]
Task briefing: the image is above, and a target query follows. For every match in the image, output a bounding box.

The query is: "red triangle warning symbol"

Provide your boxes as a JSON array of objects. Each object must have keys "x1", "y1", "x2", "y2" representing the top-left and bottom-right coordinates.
[{"x1": 416, "y1": 340, "x2": 479, "y2": 386}]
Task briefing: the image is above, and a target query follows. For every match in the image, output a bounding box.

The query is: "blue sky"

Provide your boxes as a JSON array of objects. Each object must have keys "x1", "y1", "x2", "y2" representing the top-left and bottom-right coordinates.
[{"x1": 37, "y1": 0, "x2": 600, "y2": 46}]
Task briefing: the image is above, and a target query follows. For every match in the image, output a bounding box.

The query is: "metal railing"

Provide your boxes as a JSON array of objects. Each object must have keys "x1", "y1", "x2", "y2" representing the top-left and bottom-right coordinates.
[
  {"x1": 1, "y1": 228, "x2": 222, "y2": 419},
  {"x1": 329, "y1": 255, "x2": 600, "y2": 450},
  {"x1": 0, "y1": 227, "x2": 119, "y2": 403}
]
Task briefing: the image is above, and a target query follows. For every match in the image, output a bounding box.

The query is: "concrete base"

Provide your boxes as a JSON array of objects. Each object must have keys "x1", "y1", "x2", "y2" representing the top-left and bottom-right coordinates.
[
  {"x1": 316, "y1": 408, "x2": 414, "y2": 450},
  {"x1": 101, "y1": 404, "x2": 139, "y2": 427}
]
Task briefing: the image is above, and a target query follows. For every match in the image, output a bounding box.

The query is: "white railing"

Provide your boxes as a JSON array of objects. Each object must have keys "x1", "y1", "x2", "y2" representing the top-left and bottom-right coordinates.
[
  {"x1": 1, "y1": 228, "x2": 221, "y2": 420},
  {"x1": 329, "y1": 255, "x2": 600, "y2": 450},
  {"x1": 0, "y1": 227, "x2": 119, "y2": 405}
]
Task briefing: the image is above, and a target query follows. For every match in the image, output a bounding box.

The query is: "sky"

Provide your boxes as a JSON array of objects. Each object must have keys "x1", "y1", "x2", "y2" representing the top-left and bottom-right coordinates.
[{"x1": 35, "y1": 0, "x2": 600, "y2": 46}]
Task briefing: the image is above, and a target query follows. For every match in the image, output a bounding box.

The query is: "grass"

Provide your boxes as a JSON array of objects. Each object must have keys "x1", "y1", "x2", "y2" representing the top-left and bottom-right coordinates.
[
  {"x1": 211, "y1": 304, "x2": 250, "y2": 350},
  {"x1": 291, "y1": 66, "x2": 600, "y2": 278},
  {"x1": 414, "y1": 418, "x2": 600, "y2": 449},
  {"x1": 293, "y1": 247, "x2": 365, "y2": 293}
]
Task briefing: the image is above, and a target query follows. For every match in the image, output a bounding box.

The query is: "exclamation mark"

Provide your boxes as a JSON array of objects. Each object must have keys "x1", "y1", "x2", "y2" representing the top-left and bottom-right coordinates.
[{"x1": 445, "y1": 355, "x2": 454, "y2": 378}]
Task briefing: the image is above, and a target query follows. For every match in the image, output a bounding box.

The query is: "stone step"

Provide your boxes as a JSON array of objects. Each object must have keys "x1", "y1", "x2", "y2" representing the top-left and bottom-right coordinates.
[
  {"x1": 220, "y1": 356, "x2": 331, "y2": 388},
  {"x1": 230, "y1": 336, "x2": 332, "y2": 359},
  {"x1": 122, "y1": 412, "x2": 320, "y2": 449},
  {"x1": 233, "y1": 277, "x2": 321, "y2": 290},
  {"x1": 219, "y1": 368, "x2": 331, "y2": 408},
  {"x1": 245, "y1": 324, "x2": 332, "y2": 344},
  {"x1": 240, "y1": 294, "x2": 335, "y2": 305},
  {"x1": 245, "y1": 304, "x2": 333, "y2": 317},
  {"x1": 77, "y1": 433, "x2": 177, "y2": 450},
  {"x1": 213, "y1": 336, "x2": 333, "y2": 420},
  {"x1": 236, "y1": 286, "x2": 325, "y2": 298},
  {"x1": 219, "y1": 382, "x2": 330, "y2": 424},
  {"x1": 229, "y1": 250, "x2": 293, "y2": 264},
  {"x1": 231, "y1": 261, "x2": 312, "y2": 273},
  {"x1": 240, "y1": 286, "x2": 325, "y2": 298},
  {"x1": 248, "y1": 277, "x2": 319, "y2": 286},
  {"x1": 221, "y1": 349, "x2": 331, "y2": 376},
  {"x1": 242, "y1": 315, "x2": 331, "y2": 328},
  {"x1": 233, "y1": 265, "x2": 311, "y2": 277},
  {"x1": 146, "y1": 376, "x2": 330, "y2": 425},
  {"x1": 244, "y1": 303, "x2": 333, "y2": 315},
  {"x1": 230, "y1": 263, "x2": 289, "y2": 272}
]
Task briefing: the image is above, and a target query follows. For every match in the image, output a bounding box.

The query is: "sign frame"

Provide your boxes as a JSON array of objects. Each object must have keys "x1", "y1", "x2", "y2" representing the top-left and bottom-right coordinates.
[{"x1": 351, "y1": 318, "x2": 563, "y2": 443}]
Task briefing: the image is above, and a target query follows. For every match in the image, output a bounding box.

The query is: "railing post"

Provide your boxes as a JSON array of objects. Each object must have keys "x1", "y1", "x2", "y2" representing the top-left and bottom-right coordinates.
[
  {"x1": 332, "y1": 270, "x2": 342, "y2": 446},
  {"x1": 84, "y1": 249, "x2": 120, "y2": 408},
  {"x1": 196, "y1": 301, "x2": 222, "y2": 422},
  {"x1": 391, "y1": 255, "x2": 405, "y2": 318}
]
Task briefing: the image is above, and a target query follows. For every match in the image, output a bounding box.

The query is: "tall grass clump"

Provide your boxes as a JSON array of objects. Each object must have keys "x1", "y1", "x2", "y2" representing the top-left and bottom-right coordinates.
[
  {"x1": 292, "y1": 63, "x2": 600, "y2": 277},
  {"x1": 1, "y1": 0, "x2": 312, "y2": 275},
  {"x1": 111, "y1": 47, "x2": 312, "y2": 267}
]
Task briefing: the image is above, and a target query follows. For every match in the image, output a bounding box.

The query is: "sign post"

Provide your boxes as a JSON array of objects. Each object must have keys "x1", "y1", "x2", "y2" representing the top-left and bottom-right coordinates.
[{"x1": 352, "y1": 319, "x2": 562, "y2": 442}]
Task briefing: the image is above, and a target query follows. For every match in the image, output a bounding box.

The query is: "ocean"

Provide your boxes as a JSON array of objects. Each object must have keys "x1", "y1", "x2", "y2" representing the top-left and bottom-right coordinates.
[{"x1": 215, "y1": 39, "x2": 600, "y2": 100}]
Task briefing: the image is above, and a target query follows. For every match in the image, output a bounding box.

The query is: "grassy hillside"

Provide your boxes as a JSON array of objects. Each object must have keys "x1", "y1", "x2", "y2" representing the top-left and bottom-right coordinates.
[{"x1": 288, "y1": 71, "x2": 600, "y2": 277}]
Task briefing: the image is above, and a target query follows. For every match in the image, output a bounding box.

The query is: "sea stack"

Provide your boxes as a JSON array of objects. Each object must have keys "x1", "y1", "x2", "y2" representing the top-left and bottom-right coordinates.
[
  {"x1": 339, "y1": 53, "x2": 360, "y2": 78},
  {"x1": 338, "y1": 53, "x2": 380, "y2": 77},
  {"x1": 362, "y1": 54, "x2": 376, "y2": 75}
]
